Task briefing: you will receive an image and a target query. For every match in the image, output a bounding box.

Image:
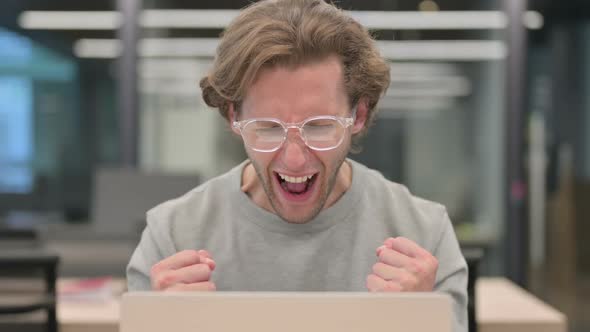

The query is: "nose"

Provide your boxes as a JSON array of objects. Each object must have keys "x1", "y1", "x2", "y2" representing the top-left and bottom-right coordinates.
[{"x1": 279, "y1": 130, "x2": 308, "y2": 171}]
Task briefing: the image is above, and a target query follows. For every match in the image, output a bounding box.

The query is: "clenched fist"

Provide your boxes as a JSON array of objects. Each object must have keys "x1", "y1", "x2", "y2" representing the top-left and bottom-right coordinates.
[
  {"x1": 366, "y1": 237, "x2": 438, "y2": 292},
  {"x1": 150, "y1": 249, "x2": 217, "y2": 291}
]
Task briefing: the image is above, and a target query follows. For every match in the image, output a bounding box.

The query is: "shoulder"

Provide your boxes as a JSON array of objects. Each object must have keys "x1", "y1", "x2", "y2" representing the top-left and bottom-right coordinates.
[
  {"x1": 353, "y1": 159, "x2": 446, "y2": 217},
  {"x1": 145, "y1": 164, "x2": 241, "y2": 235},
  {"x1": 351, "y1": 160, "x2": 449, "y2": 249}
]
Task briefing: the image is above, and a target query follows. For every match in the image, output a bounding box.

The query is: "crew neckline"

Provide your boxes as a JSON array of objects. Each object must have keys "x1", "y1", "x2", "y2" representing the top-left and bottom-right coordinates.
[{"x1": 229, "y1": 159, "x2": 364, "y2": 234}]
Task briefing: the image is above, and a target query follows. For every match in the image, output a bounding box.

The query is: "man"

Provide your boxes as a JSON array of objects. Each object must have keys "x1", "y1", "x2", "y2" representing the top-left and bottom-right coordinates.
[{"x1": 127, "y1": 0, "x2": 468, "y2": 330}]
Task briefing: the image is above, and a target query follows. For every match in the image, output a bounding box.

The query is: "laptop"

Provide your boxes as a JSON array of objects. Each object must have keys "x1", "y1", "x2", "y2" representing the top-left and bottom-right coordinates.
[{"x1": 121, "y1": 292, "x2": 452, "y2": 332}]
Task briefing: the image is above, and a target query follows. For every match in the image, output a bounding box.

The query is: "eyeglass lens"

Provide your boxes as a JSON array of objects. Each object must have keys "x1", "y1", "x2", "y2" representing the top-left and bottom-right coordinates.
[{"x1": 242, "y1": 118, "x2": 345, "y2": 151}]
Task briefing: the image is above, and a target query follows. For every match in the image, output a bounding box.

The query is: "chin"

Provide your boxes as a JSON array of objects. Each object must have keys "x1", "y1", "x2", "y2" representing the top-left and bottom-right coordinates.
[
  {"x1": 270, "y1": 179, "x2": 328, "y2": 224},
  {"x1": 271, "y1": 189, "x2": 327, "y2": 224},
  {"x1": 277, "y1": 211, "x2": 318, "y2": 224}
]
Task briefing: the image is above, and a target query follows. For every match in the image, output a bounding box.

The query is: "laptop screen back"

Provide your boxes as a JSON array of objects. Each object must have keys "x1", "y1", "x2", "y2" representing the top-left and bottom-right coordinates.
[{"x1": 121, "y1": 292, "x2": 452, "y2": 332}]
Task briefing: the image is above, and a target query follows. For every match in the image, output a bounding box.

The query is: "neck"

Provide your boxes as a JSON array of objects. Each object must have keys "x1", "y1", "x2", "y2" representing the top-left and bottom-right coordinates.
[
  {"x1": 324, "y1": 160, "x2": 352, "y2": 209},
  {"x1": 241, "y1": 162, "x2": 274, "y2": 213}
]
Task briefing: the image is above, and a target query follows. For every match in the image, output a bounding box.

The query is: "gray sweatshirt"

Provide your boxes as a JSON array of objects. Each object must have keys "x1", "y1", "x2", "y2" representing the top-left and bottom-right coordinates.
[{"x1": 127, "y1": 159, "x2": 468, "y2": 331}]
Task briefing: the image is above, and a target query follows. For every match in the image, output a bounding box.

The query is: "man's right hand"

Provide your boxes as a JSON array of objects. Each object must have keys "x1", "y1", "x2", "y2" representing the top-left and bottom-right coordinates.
[{"x1": 150, "y1": 249, "x2": 216, "y2": 291}]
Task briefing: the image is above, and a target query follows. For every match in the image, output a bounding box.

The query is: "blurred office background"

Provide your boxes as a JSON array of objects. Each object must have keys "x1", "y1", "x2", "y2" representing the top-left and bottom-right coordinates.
[{"x1": 0, "y1": 0, "x2": 588, "y2": 330}]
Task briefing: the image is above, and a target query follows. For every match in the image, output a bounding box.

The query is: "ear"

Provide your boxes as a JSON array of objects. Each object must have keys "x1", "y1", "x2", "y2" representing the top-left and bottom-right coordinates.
[
  {"x1": 228, "y1": 103, "x2": 241, "y2": 136},
  {"x1": 352, "y1": 98, "x2": 369, "y2": 134}
]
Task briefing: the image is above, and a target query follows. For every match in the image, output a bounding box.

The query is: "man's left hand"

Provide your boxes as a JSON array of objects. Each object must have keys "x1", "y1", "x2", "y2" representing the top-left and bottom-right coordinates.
[{"x1": 366, "y1": 237, "x2": 438, "y2": 292}]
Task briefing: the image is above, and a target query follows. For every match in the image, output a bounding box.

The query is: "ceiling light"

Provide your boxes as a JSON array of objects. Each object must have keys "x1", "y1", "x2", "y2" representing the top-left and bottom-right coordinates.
[
  {"x1": 142, "y1": 10, "x2": 507, "y2": 30},
  {"x1": 418, "y1": 1, "x2": 440, "y2": 12},
  {"x1": 139, "y1": 59, "x2": 209, "y2": 79},
  {"x1": 352, "y1": 11, "x2": 507, "y2": 30},
  {"x1": 73, "y1": 38, "x2": 506, "y2": 61},
  {"x1": 378, "y1": 97, "x2": 455, "y2": 118},
  {"x1": 390, "y1": 62, "x2": 458, "y2": 76},
  {"x1": 139, "y1": 38, "x2": 219, "y2": 57},
  {"x1": 19, "y1": 10, "x2": 521, "y2": 30},
  {"x1": 377, "y1": 40, "x2": 507, "y2": 61},
  {"x1": 20, "y1": 9, "x2": 544, "y2": 31},
  {"x1": 19, "y1": 11, "x2": 120, "y2": 30},
  {"x1": 73, "y1": 39, "x2": 121, "y2": 58},
  {"x1": 388, "y1": 76, "x2": 471, "y2": 97},
  {"x1": 141, "y1": 10, "x2": 236, "y2": 29},
  {"x1": 523, "y1": 11, "x2": 543, "y2": 30},
  {"x1": 386, "y1": 82, "x2": 471, "y2": 98}
]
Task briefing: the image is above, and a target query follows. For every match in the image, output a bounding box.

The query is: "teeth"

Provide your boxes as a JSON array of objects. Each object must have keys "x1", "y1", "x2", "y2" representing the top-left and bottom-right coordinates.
[{"x1": 278, "y1": 173, "x2": 313, "y2": 183}]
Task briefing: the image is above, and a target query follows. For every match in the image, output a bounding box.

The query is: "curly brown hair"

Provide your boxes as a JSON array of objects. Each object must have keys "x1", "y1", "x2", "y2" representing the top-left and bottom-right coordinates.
[{"x1": 200, "y1": 0, "x2": 390, "y2": 139}]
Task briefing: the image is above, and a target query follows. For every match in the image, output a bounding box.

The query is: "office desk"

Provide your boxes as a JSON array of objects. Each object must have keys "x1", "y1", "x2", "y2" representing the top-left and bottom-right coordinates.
[
  {"x1": 55, "y1": 277, "x2": 566, "y2": 332},
  {"x1": 57, "y1": 279, "x2": 123, "y2": 332},
  {"x1": 476, "y1": 278, "x2": 566, "y2": 332}
]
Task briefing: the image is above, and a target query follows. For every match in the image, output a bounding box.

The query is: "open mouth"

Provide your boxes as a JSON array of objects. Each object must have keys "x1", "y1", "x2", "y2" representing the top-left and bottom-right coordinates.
[{"x1": 275, "y1": 172, "x2": 318, "y2": 197}]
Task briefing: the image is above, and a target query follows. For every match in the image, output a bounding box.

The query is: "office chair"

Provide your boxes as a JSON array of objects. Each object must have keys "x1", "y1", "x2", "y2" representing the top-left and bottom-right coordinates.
[
  {"x1": 0, "y1": 228, "x2": 60, "y2": 332},
  {"x1": 462, "y1": 248, "x2": 484, "y2": 332}
]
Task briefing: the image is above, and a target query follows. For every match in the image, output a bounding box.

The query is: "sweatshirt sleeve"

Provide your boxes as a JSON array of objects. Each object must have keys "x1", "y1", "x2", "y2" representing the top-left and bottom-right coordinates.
[
  {"x1": 433, "y1": 209, "x2": 469, "y2": 332},
  {"x1": 126, "y1": 209, "x2": 177, "y2": 291}
]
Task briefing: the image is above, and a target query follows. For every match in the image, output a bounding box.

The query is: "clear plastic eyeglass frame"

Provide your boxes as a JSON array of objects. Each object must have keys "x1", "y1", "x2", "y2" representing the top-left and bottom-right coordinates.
[{"x1": 232, "y1": 112, "x2": 356, "y2": 153}]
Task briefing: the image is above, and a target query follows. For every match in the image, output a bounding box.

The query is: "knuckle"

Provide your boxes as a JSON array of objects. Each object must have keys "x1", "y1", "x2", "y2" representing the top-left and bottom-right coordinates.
[
  {"x1": 152, "y1": 273, "x2": 169, "y2": 290},
  {"x1": 161, "y1": 273, "x2": 177, "y2": 288},
  {"x1": 411, "y1": 260, "x2": 425, "y2": 274},
  {"x1": 398, "y1": 275, "x2": 411, "y2": 288},
  {"x1": 378, "y1": 249, "x2": 388, "y2": 261},
  {"x1": 400, "y1": 275, "x2": 417, "y2": 289},
  {"x1": 170, "y1": 272, "x2": 182, "y2": 286},
  {"x1": 182, "y1": 250, "x2": 201, "y2": 262},
  {"x1": 199, "y1": 250, "x2": 212, "y2": 258},
  {"x1": 150, "y1": 263, "x2": 161, "y2": 276},
  {"x1": 366, "y1": 275, "x2": 376, "y2": 291},
  {"x1": 431, "y1": 257, "x2": 439, "y2": 270},
  {"x1": 200, "y1": 264, "x2": 212, "y2": 277},
  {"x1": 384, "y1": 281, "x2": 400, "y2": 292},
  {"x1": 395, "y1": 236, "x2": 408, "y2": 243},
  {"x1": 371, "y1": 263, "x2": 381, "y2": 274}
]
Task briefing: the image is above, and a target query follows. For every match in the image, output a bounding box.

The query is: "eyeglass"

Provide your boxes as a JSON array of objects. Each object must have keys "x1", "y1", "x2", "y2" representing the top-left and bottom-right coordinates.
[{"x1": 232, "y1": 113, "x2": 356, "y2": 152}]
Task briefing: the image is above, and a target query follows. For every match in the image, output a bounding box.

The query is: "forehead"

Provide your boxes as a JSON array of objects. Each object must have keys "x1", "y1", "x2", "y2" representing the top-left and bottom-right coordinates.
[{"x1": 241, "y1": 56, "x2": 349, "y2": 119}]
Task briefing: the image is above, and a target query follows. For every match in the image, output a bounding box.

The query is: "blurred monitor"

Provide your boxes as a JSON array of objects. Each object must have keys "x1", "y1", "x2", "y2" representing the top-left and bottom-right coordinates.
[{"x1": 91, "y1": 168, "x2": 199, "y2": 238}]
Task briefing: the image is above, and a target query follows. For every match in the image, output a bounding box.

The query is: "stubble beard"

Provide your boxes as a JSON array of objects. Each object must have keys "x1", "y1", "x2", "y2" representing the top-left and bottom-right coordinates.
[{"x1": 250, "y1": 153, "x2": 347, "y2": 224}]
